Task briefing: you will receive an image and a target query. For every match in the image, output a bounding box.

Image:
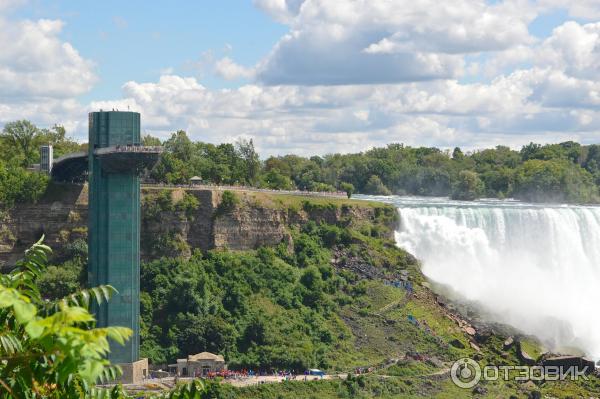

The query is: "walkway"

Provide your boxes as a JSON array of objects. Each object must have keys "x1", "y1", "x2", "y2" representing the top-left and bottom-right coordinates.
[{"x1": 143, "y1": 183, "x2": 347, "y2": 198}]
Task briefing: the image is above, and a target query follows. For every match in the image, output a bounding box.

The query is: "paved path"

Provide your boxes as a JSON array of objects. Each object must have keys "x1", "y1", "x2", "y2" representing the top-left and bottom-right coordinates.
[{"x1": 225, "y1": 373, "x2": 348, "y2": 387}]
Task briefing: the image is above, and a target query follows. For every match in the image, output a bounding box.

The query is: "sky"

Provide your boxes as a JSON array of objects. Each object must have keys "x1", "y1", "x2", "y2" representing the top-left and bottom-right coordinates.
[{"x1": 1, "y1": 0, "x2": 600, "y2": 156}]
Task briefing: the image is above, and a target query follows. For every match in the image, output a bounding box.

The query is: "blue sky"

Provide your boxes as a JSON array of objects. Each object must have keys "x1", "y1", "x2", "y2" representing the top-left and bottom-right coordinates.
[
  {"x1": 13, "y1": 1, "x2": 286, "y2": 98},
  {"x1": 1, "y1": 0, "x2": 600, "y2": 156}
]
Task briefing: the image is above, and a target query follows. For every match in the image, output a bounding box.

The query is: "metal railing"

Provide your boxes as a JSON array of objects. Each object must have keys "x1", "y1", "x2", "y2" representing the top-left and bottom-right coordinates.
[
  {"x1": 142, "y1": 182, "x2": 348, "y2": 198},
  {"x1": 94, "y1": 145, "x2": 163, "y2": 155}
]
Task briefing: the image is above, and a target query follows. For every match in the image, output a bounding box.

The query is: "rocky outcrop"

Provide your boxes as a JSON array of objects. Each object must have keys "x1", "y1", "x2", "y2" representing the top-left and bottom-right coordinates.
[
  {"x1": 0, "y1": 184, "x2": 88, "y2": 266},
  {"x1": 1, "y1": 184, "x2": 396, "y2": 266},
  {"x1": 212, "y1": 200, "x2": 291, "y2": 251},
  {"x1": 540, "y1": 355, "x2": 595, "y2": 374}
]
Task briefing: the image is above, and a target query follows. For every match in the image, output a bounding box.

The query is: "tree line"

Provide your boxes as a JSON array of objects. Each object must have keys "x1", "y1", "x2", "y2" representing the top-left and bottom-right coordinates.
[
  {"x1": 0, "y1": 120, "x2": 85, "y2": 209},
  {"x1": 2, "y1": 119, "x2": 600, "y2": 205},
  {"x1": 147, "y1": 130, "x2": 600, "y2": 203}
]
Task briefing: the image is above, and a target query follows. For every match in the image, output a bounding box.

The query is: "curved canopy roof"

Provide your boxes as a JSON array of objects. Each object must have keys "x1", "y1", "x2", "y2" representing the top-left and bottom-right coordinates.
[
  {"x1": 51, "y1": 151, "x2": 87, "y2": 182},
  {"x1": 51, "y1": 146, "x2": 163, "y2": 182}
]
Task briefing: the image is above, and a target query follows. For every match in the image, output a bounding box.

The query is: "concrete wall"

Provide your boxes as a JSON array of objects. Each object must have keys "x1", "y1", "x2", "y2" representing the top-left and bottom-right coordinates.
[{"x1": 117, "y1": 358, "x2": 148, "y2": 384}]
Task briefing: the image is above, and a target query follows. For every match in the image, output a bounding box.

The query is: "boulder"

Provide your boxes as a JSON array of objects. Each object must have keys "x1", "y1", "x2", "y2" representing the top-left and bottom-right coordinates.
[
  {"x1": 540, "y1": 356, "x2": 595, "y2": 374},
  {"x1": 521, "y1": 381, "x2": 536, "y2": 390},
  {"x1": 449, "y1": 339, "x2": 466, "y2": 349},
  {"x1": 474, "y1": 329, "x2": 493, "y2": 344},
  {"x1": 463, "y1": 326, "x2": 476, "y2": 336},
  {"x1": 435, "y1": 295, "x2": 446, "y2": 307},
  {"x1": 503, "y1": 336, "x2": 514, "y2": 350},
  {"x1": 519, "y1": 350, "x2": 535, "y2": 366},
  {"x1": 426, "y1": 357, "x2": 444, "y2": 368},
  {"x1": 528, "y1": 391, "x2": 541, "y2": 399}
]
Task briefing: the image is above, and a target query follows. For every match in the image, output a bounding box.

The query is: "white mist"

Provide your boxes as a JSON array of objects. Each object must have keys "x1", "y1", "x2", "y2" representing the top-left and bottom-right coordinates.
[{"x1": 381, "y1": 196, "x2": 600, "y2": 360}]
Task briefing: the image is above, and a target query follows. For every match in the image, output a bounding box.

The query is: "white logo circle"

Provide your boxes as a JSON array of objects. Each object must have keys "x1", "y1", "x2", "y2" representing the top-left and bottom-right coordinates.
[{"x1": 451, "y1": 358, "x2": 482, "y2": 389}]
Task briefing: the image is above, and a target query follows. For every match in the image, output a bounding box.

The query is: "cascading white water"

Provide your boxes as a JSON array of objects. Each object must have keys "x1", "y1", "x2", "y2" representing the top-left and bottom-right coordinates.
[{"x1": 363, "y1": 195, "x2": 600, "y2": 359}]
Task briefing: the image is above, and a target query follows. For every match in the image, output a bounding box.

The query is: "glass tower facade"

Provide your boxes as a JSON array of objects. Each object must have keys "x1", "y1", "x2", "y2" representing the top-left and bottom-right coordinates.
[
  {"x1": 88, "y1": 111, "x2": 141, "y2": 364},
  {"x1": 40, "y1": 145, "x2": 53, "y2": 173}
]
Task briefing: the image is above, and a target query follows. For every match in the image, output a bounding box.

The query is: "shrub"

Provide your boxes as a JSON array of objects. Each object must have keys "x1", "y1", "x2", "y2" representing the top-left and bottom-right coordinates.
[
  {"x1": 0, "y1": 239, "x2": 132, "y2": 397},
  {"x1": 215, "y1": 190, "x2": 239, "y2": 217},
  {"x1": 451, "y1": 170, "x2": 485, "y2": 201}
]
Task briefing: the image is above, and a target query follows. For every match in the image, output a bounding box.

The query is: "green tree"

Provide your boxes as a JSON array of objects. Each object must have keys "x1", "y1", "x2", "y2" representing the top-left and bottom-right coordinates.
[
  {"x1": 0, "y1": 160, "x2": 49, "y2": 209},
  {"x1": 165, "y1": 130, "x2": 194, "y2": 162},
  {"x1": 1, "y1": 120, "x2": 39, "y2": 167},
  {"x1": 451, "y1": 170, "x2": 485, "y2": 201},
  {"x1": 310, "y1": 182, "x2": 336, "y2": 192},
  {"x1": 37, "y1": 125, "x2": 81, "y2": 158},
  {"x1": 512, "y1": 159, "x2": 598, "y2": 203},
  {"x1": 0, "y1": 238, "x2": 131, "y2": 398},
  {"x1": 37, "y1": 262, "x2": 82, "y2": 300},
  {"x1": 363, "y1": 175, "x2": 391, "y2": 195},
  {"x1": 142, "y1": 134, "x2": 162, "y2": 146},
  {"x1": 452, "y1": 147, "x2": 464, "y2": 160},
  {"x1": 340, "y1": 182, "x2": 355, "y2": 198},
  {"x1": 236, "y1": 139, "x2": 260, "y2": 185},
  {"x1": 261, "y1": 169, "x2": 294, "y2": 190}
]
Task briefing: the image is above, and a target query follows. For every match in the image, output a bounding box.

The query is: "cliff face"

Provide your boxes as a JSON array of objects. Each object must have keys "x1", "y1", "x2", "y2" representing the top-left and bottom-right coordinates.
[
  {"x1": 212, "y1": 191, "x2": 396, "y2": 251},
  {"x1": 0, "y1": 184, "x2": 89, "y2": 266},
  {"x1": 0, "y1": 184, "x2": 397, "y2": 266}
]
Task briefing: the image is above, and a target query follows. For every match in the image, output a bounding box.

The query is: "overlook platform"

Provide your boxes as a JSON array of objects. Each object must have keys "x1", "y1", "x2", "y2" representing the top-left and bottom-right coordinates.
[
  {"x1": 50, "y1": 146, "x2": 163, "y2": 182},
  {"x1": 94, "y1": 145, "x2": 163, "y2": 174}
]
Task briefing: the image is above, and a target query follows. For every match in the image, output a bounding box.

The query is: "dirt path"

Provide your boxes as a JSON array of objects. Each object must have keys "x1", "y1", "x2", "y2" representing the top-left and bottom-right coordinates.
[{"x1": 225, "y1": 373, "x2": 349, "y2": 387}]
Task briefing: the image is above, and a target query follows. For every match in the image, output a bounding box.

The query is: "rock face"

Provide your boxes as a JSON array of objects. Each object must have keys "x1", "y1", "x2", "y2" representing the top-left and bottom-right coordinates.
[
  {"x1": 0, "y1": 184, "x2": 89, "y2": 267},
  {"x1": 211, "y1": 191, "x2": 291, "y2": 251},
  {"x1": 1, "y1": 185, "x2": 396, "y2": 266}
]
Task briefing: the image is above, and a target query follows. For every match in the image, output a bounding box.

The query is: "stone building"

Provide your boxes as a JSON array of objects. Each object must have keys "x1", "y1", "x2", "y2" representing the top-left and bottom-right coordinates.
[{"x1": 170, "y1": 352, "x2": 227, "y2": 377}]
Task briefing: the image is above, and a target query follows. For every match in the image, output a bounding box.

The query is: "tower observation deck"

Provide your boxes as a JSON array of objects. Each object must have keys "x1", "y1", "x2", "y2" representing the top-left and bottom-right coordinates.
[{"x1": 88, "y1": 111, "x2": 161, "y2": 371}]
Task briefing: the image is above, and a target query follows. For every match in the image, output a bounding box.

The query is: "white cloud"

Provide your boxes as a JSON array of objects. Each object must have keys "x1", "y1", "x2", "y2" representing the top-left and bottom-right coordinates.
[
  {"x1": 0, "y1": 0, "x2": 25, "y2": 12},
  {"x1": 0, "y1": 17, "x2": 96, "y2": 99},
  {"x1": 255, "y1": 0, "x2": 536, "y2": 85},
  {"x1": 214, "y1": 57, "x2": 255, "y2": 80},
  {"x1": 2, "y1": 1, "x2": 600, "y2": 155},
  {"x1": 0, "y1": 12, "x2": 96, "y2": 137},
  {"x1": 253, "y1": 0, "x2": 305, "y2": 24},
  {"x1": 539, "y1": 0, "x2": 600, "y2": 20},
  {"x1": 83, "y1": 65, "x2": 600, "y2": 156},
  {"x1": 537, "y1": 21, "x2": 600, "y2": 80}
]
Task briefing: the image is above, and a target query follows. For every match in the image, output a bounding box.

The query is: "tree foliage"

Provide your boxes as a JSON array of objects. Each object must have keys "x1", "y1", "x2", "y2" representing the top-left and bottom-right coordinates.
[
  {"x1": 0, "y1": 160, "x2": 49, "y2": 209},
  {"x1": 1, "y1": 121, "x2": 81, "y2": 167},
  {"x1": 0, "y1": 238, "x2": 131, "y2": 398},
  {"x1": 135, "y1": 220, "x2": 406, "y2": 370},
  {"x1": 512, "y1": 159, "x2": 597, "y2": 202},
  {"x1": 2, "y1": 119, "x2": 600, "y2": 204},
  {"x1": 146, "y1": 133, "x2": 600, "y2": 203},
  {"x1": 451, "y1": 170, "x2": 485, "y2": 201},
  {"x1": 1, "y1": 239, "x2": 220, "y2": 398}
]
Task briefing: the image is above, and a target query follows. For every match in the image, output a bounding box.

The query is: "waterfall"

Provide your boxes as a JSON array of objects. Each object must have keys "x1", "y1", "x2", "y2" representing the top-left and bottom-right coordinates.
[{"x1": 370, "y1": 195, "x2": 600, "y2": 359}]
